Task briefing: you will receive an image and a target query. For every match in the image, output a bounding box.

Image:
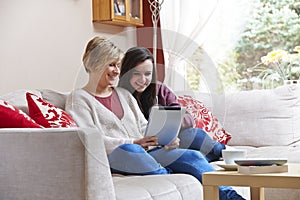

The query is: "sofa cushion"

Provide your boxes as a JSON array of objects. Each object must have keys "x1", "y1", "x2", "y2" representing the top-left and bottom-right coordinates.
[
  {"x1": 233, "y1": 145, "x2": 300, "y2": 163},
  {"x1": 177, "y1": 85, "x2": 300, "y2": 147},
  {"x1": 0, "y1": 99, "x2": 42, "y2": 128},
  {"x1": 26, "y1": 92, "x2": 77, "y2": 128},
  {"x1": 113, "y1": 174, "x2": 203, "y2": 200},
  {"x1": 40, "y1": 89, "x2": 68, "y2": 110},
  {"x1": 220, "y1": 85, "x2": 300, "y2": 147},
  {"x1": 178, "y1": 95, "x2": 232, "y2": 144},
  {"x1": 0, "y1": 89, "x2": 42, "y2": 115}
]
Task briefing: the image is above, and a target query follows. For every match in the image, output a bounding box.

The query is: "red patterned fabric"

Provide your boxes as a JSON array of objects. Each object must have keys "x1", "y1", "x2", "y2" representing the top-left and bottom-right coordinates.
[
  {"x1": 26, "y1": 92, "x2": 77, "y2": 128},
  {"x1": 0, "y1": 99, "x2": 42, "y2": 128},
  {"x1": 178, "y1": 95, "x2": 232, "y2": 144}
]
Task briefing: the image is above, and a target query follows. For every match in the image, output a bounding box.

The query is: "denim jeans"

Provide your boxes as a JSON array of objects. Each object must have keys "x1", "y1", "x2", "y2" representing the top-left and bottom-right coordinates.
[
  {"x1": 179, "y1": 127, "x2": 226, "y2": 162},
  {"x1": 108, "y1": 144, "x2": 244, "y2": 200}
]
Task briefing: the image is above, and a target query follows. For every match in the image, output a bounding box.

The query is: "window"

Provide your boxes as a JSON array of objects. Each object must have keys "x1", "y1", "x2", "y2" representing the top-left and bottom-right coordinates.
[{"x1": 160, "y1": 0, "x2": 300, "y2": 93}]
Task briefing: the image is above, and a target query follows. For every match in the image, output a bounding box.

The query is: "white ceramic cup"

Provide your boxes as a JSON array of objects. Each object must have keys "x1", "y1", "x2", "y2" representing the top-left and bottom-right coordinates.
[{"x1": 222, "y1": 149, "x2": 246, "y2": 165}]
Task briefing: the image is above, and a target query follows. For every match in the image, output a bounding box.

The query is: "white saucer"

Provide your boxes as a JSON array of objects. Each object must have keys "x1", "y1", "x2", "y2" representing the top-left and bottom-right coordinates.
[{"x1": 215, "y1": 161, "x2": 238, "y2": 171}]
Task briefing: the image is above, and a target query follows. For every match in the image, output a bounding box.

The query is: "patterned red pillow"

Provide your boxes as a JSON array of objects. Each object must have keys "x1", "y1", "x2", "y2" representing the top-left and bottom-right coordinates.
[
  {"x1": 178, "y1": 95, "x2": 232, "y2": 144},
  {"x1": 26, "y1": 92, "x2": 77, "y2": 128},
  {"x1": 0, "y1": 99, "x2": 42, "y2": 128}
]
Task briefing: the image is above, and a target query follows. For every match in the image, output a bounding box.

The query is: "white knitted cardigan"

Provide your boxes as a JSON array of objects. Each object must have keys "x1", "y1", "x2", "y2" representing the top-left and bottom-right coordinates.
[{"x1": 66, "y1": 87, "x2": 147, "y2": 154}]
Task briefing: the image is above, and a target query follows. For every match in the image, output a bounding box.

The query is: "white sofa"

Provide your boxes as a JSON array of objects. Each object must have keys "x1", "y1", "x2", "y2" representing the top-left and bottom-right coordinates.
[
  {"x1": 176, "y1": 84, "x2": 300, "y2": 199},
  {"x1": 1, "y1": 84, "x2": 300, "y2": 200},
  {"x1": 0, "y1": 89, "x2": 202, "y2": 200}
]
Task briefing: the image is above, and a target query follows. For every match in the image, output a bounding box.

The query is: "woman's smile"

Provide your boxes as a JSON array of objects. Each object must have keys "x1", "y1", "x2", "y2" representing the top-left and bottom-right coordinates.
[{"x1": 129, "y1": 59, "x2": 153, "y2": 92}]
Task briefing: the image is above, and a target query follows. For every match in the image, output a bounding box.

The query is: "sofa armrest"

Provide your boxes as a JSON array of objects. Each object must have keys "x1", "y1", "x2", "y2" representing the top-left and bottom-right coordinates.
[{"x1": 0, "y1": 128, "x2": 115, "y2": 200}]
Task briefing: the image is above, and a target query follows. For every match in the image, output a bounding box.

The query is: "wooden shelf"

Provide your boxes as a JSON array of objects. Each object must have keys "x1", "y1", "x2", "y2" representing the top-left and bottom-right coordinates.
[{"x1": 92, "y1": 0, "x2": 144, "y2": 27}]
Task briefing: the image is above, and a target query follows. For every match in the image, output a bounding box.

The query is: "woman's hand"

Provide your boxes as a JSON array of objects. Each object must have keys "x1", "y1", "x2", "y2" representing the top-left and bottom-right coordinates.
[
  {"x1": 164, "y1": 138, "x2": 180, "y2": 150},
  {"x1": 134, "y1": 136, "x2": 158, "y2": 150}
]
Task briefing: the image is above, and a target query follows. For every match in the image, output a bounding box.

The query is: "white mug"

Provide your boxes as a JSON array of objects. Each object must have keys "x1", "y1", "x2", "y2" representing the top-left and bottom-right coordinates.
[{"x1": 222, "y1": 149, "x2": 246, "y2": 165}]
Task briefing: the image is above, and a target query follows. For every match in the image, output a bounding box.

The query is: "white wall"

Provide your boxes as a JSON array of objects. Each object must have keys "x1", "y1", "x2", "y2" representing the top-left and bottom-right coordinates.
[{"x1": 0, "y1": 0, "x2": 138, "y2": 95}]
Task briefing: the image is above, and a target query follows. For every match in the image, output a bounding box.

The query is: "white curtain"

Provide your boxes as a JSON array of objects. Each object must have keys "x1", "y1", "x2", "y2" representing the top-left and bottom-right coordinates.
[{"x1": 160, "y1": 0, "x2": 256, "y2": 93}]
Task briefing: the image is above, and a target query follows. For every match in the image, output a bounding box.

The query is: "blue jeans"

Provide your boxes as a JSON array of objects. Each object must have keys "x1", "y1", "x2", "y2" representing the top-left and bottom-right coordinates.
[
  {"x1": 108, "y1": 144, "x2": 244, "y2": 200},
  {"x1": 179, "y1": 127, "x2": 225, "y2": 162}
]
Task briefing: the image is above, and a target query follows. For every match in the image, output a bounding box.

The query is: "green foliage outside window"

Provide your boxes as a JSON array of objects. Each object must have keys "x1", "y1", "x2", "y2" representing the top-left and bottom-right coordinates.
[
  {"x1": 186, "y1": 63, "x2": 201, "y2": 91},
  {"x1": 219, "y1": 0, "x2": 300, "y2": 91}
]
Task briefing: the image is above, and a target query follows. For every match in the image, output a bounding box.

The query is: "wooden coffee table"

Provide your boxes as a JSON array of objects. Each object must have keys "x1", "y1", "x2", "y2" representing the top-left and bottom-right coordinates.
[{"x1": 202, "y1": 163, "x2": 300, "y2": 200}]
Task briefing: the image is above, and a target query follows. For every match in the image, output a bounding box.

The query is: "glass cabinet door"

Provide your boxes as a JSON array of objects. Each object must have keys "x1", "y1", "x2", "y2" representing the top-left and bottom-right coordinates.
[
  {"x1": 130, "y1": 0, "x2": 140, "y2": 19},
  {"x1": 129, "y1": 0, "x2": 142, "y2": 24},
  {"x1": 114, "y1": 0, "x2": 126, "y2": 16}
]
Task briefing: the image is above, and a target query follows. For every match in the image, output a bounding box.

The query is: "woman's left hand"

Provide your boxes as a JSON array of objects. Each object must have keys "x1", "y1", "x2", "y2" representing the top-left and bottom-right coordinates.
[{"x1": 164, "y1": 138, "x2": 180, "y2": 150}]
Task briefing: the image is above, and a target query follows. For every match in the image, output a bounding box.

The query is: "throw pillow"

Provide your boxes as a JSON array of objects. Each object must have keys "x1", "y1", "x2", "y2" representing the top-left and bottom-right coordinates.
[
  {"x1": 26, "y1": 92, "x2": 77, "y2": 128},
  {"x1": 0, "y1": 99, "x2": 42, "y2": 128},
  {"x1": 178, "y1": 95, "x2": 232, "y2": 144}
]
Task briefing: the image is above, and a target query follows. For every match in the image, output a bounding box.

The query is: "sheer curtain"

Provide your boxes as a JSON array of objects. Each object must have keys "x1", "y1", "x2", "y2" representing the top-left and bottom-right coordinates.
[{"x1": 160, "y1": 0, "x2": 256, "y2": 93}]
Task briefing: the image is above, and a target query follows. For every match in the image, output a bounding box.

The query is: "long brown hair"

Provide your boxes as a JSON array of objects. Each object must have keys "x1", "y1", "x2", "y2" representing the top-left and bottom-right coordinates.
[{"x1": 119, "y1": 47, "x2": 157, "y2": 119}]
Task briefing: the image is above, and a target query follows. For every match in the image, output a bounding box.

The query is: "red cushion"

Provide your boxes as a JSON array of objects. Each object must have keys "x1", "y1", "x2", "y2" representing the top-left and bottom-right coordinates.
[
  {"x1": 178, "y1": 95, "x2": 232, "y2": 144},
  {"x1": 26, "y1": 92, "x2": 77, "y2": 128},
  {"x1": 0, "y1": 99, "x2": 42, "y2": 128}
]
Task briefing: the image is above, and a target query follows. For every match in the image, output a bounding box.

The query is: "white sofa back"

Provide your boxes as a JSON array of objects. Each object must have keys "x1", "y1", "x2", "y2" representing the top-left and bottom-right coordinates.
[
  {"x1": 0, "y1": 89, "x2": 68, "y2": 115},
  {"x1": 176, "y1": 85, "x2": 300, "y2": 147},
  {"x1": 2, "y1": 85, "x2": 300, "y2": 148},
  {"x1": 1, "y1": 89, "x2": 43, "y2": 115}
]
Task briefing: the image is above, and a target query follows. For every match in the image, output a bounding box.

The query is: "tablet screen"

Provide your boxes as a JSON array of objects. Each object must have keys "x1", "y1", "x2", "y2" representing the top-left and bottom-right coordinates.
[{"x1": 145, "y1": 106, "x2": 185, "y2": 145}]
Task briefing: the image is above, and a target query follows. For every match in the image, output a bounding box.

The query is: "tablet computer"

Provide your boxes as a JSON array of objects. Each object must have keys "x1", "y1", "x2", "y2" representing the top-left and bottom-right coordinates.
[
  {"x1": 144, "y1": 106, "x2": 186, "y2": 146},
  {"x1": 234, "y1": 158, "x2": 288, "y2": 166}
]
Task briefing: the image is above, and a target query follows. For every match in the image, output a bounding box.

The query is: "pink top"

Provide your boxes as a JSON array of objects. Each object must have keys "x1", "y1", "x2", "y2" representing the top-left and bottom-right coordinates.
[{"x1": 95, "y1": 89, "x2": 124, "y2": 120}]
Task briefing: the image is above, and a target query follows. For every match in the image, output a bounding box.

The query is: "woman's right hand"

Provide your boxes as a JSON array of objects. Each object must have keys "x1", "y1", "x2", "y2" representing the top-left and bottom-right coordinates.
[{"x1": 134, "y1": 136, "x2": 158, "y2": 150}]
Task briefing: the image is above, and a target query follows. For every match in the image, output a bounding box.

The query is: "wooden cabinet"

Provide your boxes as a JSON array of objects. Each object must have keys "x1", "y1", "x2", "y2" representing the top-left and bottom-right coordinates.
[{"x1": 92, "y1": 0, "x2": 143, "y2": 27}]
